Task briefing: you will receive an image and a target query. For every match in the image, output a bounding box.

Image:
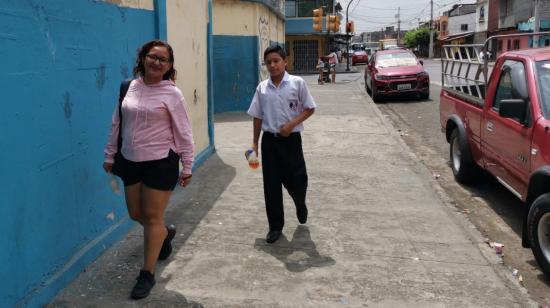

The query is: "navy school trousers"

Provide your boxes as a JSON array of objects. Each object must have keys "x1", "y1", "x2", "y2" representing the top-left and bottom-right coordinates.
[{"x1": 261, "y1": 131, "x2": 308, "y2": 231}]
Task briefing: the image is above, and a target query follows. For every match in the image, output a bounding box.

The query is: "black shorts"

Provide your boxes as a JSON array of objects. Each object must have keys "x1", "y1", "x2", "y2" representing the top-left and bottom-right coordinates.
[{"x1": 115, "y1": 149, "x2": 180, "y2": 191}]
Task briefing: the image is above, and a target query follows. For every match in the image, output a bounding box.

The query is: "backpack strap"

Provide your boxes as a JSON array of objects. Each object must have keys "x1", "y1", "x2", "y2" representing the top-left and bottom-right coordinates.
[{"x1": 116, "y1": 79, "x2": 133, "y2": 152}]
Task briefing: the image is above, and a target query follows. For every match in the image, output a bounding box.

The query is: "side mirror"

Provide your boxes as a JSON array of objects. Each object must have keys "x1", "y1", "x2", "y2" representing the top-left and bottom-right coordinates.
[
  {"x1": 499, "y1": 98, "x2": 528, "y2": 124},
  {"x1": 419, "y1": 60, "x2": 424, "y2": 66}
]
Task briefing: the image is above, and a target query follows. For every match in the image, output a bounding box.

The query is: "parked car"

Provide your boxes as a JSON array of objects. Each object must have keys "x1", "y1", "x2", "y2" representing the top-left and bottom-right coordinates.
[
  {"x1": 352, "y1": 50, "x2": 368, "y2": 65},
  {"x1": 342, "y1": 48, "x2": 354, "y2": 60},
  {"x1": 364, "y1": 49, "x2": 429, "y2": 102},
  {"x1": 439, "y1": 38, "x2": 550, "y2": 278}
]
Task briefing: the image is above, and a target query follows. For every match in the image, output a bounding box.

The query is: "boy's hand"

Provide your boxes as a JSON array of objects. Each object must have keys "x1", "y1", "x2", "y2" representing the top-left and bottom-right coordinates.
[
  {"x1": 252, "y1": 143, "x2": 258, "y2": 155},
  {"x1": 279, "y1": 123, "x2": 294, "y2": 137}
]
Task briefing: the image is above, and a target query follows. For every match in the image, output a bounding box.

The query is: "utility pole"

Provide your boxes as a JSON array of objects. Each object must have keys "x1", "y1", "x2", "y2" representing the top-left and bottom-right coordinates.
[
  {"x1": 346, "y1": 0, "x2": 355, "y2": 72},
  {"x1": 429, "y1": 0, "x2": 434, "y2": 58},
  {"x1": 397, "y1": 7, "x2": 401, "y2": 45},
  {"x1": 533, "y1": 0, "x2": 541, "y2": 48}
]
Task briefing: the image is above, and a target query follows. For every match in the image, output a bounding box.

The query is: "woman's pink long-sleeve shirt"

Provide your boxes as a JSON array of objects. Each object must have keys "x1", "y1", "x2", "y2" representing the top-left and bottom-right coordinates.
[{"x1": 104, "y1": 78, "x2": 195, "y2": 174}]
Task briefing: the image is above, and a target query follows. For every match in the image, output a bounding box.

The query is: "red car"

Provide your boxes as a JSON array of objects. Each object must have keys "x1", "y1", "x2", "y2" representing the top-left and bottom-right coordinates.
[
  {"x1": 364, "y1": 49, "x2": 430, "y2": 102},
  {"x1": 352, "y1": 50, "x2": 368, "y2": 65}
]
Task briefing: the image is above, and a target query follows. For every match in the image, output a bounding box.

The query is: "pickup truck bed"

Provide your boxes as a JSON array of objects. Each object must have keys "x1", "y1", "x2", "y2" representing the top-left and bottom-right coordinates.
[{"x1": 439, "y1": 43, "x2": 550, "y2": 278}]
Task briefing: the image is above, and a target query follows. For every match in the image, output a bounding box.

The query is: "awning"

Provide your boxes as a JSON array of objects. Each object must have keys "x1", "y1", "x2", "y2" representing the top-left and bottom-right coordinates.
[{"x1": 442, "y1": 32, "x2": 475, "y2": 41}]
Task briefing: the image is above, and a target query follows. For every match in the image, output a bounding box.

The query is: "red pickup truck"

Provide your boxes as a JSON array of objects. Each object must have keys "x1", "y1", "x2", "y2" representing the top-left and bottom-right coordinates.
[{"x1": 439, "y1": 40, "x2": 550, "y2": 277}]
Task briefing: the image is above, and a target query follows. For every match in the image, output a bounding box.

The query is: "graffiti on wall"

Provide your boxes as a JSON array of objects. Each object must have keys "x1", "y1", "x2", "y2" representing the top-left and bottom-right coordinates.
[{"x1": 258, "y1": 15, "x2": 270, "y2": 81}]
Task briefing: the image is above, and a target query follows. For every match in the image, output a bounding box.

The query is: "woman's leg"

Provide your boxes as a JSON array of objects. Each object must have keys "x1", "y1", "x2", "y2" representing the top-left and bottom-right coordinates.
[
  {"x1": 124, "y1": 183, "x2": 144, "y2": 225},
  {"x1": 140, "y1": 185, "x2": 172, "y2": 273}
]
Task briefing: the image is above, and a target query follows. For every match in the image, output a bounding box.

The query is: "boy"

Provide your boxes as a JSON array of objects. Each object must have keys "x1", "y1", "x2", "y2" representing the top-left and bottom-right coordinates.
[
  {"x1": 247, "y1": 45, "x2": 316, "y2": 244},
  {"x1": 317, "y1": 56, "x2": 325, "y2": 84}
]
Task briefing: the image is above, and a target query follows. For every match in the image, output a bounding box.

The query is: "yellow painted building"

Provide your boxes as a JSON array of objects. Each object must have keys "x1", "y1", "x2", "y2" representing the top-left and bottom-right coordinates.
[
  {"x1": 212, "y1": 0, "x2": 285, "y2": 112},
  {"x1": 167, "y1": 0, "x2": 211, "y2": 155}
]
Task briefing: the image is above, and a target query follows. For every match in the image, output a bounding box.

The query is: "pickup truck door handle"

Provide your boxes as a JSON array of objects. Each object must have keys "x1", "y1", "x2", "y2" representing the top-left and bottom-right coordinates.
[{"x1": 486, "y1": 122, "x2": 494, "y2": 132}]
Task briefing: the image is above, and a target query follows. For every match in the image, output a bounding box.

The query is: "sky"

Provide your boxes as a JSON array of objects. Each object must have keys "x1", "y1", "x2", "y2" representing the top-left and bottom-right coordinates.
[{"x1": 340, "y1": 0, "x2": 476, "y2": 33}]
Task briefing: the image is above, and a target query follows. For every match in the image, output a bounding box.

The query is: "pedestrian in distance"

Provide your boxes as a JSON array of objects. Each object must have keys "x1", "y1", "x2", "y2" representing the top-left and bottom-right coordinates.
[
  {"x1": 316, "y1": 56, "x2": 325, "y2": 84},
  {"x1": 475, "y1": 47, "x2": 488, "y2": 82},
  {"x1": 327, "y1": 49, "x2": 338, "y2": 83},
  {"x1": 103, "y1": 40, "x2": 195, "y2": 299},
  {"x1": 247, "y1": 45, "x2": 316, "y2": 244}
]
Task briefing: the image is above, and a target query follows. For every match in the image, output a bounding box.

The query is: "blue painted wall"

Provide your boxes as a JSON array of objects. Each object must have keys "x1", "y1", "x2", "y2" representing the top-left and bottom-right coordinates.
[
  {"x1": 0, "y1": 1, "x2": 156, "y2": 306},
  {"x1": 286, "y1": 17, "x2": 324, "y2": 34},
  {"x1": 212, "y1": 35, "x2": 259, "y2": 113}
]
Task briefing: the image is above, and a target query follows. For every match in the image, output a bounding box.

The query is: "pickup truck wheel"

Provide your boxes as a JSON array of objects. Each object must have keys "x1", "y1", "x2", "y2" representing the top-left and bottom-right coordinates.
[
  {"x1": 528, "y1": 193, "x2": 550, "y2": 278},
  {"x1": 450, "y1": 129, "x2": 478, "y2": 183}
]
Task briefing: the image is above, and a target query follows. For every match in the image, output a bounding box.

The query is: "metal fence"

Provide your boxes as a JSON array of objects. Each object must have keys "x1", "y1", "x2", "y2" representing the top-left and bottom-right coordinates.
[{"x1": 293, "y1": 40, "x2": 319, "y2": 72}]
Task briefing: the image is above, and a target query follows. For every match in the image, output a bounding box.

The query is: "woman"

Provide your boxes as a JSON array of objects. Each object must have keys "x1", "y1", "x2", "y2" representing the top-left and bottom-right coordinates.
[{"x1": 103, "y1": 40, "x2": 194, "y2": 299}]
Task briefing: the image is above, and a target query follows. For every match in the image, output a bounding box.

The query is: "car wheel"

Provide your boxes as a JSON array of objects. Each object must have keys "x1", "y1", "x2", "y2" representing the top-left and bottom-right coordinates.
[
  {"x1": 365, "y1": 78, "x2": 371, "y2": 94},
  {"x1": 420, "y1": 86, "x2": 430, "y2": 99},
  {"x1": 528, "y1": 193, "x2": 550, "y2": 278},
  {"x1": 371, "y1": 81, "x2": 382, "y2": 103},
  {"x1": 449, "y1": 129, "x2": 479, "y2": 184},
  {"x1": 420, "y1": 91, "x2": 430, "y2": 100}
]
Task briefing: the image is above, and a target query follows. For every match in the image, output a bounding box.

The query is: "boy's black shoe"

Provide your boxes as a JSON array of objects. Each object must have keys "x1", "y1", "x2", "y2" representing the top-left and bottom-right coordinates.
[
  {"x1": 266, "y1": 230, "x2": 282, "y2": 243},
  {"x1": 158, "y1": 224, "x2": 176, "y2": 261},
  {"x1": 131, "y1": 270, "x2": 156, "y2": 299},
  {"x1": 296, "y1": 206, "x2": 308, "y2": 224}
]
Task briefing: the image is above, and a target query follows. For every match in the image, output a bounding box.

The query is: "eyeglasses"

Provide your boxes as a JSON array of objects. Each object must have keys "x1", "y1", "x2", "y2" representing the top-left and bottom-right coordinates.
[{"x1": 145, "y1": 54, "x2": 170, "y2": 65}]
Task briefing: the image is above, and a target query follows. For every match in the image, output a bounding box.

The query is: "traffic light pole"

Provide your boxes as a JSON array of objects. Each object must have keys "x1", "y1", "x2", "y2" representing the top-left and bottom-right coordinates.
[{"x1": 346, "y1": 0, "x2": 354, "y2": 72}]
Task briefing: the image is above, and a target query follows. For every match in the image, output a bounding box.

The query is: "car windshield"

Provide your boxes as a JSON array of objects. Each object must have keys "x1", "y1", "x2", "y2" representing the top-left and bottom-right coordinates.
[
  {"x1": 376, "y1": 53, "x2": 417, "y2": 68},
  {"x1": 536, "y1": 60, "x2": 550, "y2": 119}
]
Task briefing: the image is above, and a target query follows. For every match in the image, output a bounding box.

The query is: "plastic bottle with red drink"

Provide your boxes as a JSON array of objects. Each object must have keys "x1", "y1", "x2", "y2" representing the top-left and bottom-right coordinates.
[{"x1": 244, "y1": 148, "x2": 260, "y2": 169}]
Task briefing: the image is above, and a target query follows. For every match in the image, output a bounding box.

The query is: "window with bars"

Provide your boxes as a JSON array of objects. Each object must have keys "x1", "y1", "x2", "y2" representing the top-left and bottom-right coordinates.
[{"x1": 285, "y1": 0, "x2": 333, "y2": 18}]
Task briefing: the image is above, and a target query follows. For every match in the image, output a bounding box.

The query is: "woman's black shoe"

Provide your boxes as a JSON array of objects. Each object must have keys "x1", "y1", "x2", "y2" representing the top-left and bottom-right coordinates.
[
  {"x1": 131, "y1": 270, "x2": 156, "y2": 299},
  {"x1": 158, "y1": 224, "x2": 176, "y2": 260}
]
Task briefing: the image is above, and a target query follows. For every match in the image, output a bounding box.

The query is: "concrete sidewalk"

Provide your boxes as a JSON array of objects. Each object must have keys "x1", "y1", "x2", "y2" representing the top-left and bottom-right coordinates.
[{"x1": 50, "y1": 77, "x2": 535, "y2": 307}]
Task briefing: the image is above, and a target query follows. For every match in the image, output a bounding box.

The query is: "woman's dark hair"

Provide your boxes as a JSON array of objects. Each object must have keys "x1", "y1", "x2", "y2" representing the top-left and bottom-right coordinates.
[
  {"x1": 133, "y1": 40, "x2": 177, "y2": 81},
  {"x1": 264, "y1": 45, "x2": 287, "y2": 60}
]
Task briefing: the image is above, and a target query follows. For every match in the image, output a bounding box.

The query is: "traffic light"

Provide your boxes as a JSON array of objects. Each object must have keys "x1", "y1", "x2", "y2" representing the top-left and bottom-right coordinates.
[
  {"x1": 326, "y1": 14, "x2": 341, "y2": 32},
  {"x1": 346, "y1": 21, "x2": 355, "y2": 34},
  {"x1": 312, "y1": 8, "x2": 323, "y2": 32}
]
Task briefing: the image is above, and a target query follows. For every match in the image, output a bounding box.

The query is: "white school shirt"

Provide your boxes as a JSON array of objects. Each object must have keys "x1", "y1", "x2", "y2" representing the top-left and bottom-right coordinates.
[{"x1": 247, "y1": 72, "x2": 316, "y2": 134}]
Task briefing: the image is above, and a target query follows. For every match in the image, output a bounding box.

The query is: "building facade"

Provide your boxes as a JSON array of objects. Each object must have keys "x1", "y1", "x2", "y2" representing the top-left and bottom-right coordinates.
[
  {"x1": 285, "y1": 0, "x2": 337, "y2": 73},
  {"x1": 212, "y1": 0, "x2": 285, "y2": 113},
  {"x1": 474, "y1": 0, "x2": 499, "y2": 44},
  {"x1": 0, "y1": 1, "x2": 213, "y2": 306},
  {"x1": 494, "y1": 0, "x2": 550, "y2": 55},
  {"x1": 444, "y1": 4, "x2": 477, "y2": 44}
]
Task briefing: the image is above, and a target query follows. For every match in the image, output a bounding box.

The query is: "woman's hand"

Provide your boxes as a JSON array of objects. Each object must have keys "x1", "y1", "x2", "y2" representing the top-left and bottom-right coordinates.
[
  {"x1": 179, "y1": 172, "x2": 192, "y2": 187},
  {"x1": 103, "y1": 162, "x2": 113, "y2": 173},
  {"x1": 252, "y1": 143, "x2": 258, "y2": 156}
]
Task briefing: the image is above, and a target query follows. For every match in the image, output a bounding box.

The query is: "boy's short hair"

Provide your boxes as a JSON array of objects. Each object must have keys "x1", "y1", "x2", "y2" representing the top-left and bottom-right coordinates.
[{"x1": 264, "y1": 45, "x2": 287, "y2": 60}]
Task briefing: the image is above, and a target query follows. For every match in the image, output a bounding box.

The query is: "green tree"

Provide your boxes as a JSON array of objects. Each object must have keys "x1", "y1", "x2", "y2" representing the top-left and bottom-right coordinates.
[{"x1": 404, "y1": 28, "x2": 431, "y2": 49}]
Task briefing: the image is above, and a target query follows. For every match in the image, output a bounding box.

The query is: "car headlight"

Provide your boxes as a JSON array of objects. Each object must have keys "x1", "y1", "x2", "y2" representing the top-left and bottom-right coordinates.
[
  {"x1": 375, "y1": 74, "x2": 390, "y2": 80},
  {"x1": 417, "y1": 72, "x2": 429, "y2": 78}
]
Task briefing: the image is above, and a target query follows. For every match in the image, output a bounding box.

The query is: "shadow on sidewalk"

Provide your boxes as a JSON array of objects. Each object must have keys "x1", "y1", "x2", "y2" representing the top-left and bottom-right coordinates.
[
  {"x1": 253, "y1": 225, "x2": 335, "y2": 272},
  {"x1": 167, "y1": 153, "x2": 237, "y2": 243}
]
